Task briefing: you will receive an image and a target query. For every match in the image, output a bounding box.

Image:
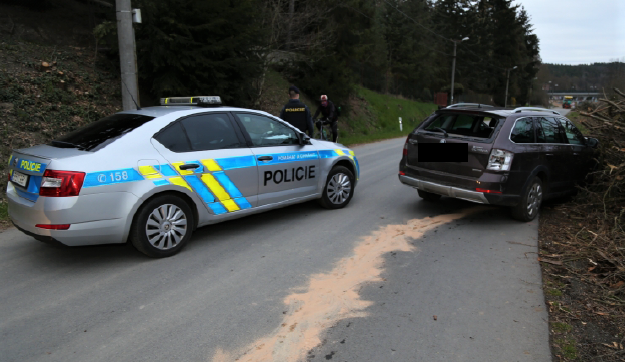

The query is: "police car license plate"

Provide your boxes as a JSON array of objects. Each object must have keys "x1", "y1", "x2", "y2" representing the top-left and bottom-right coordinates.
[{"x1": 11, "y1": 171, "x2": 28, "y2": 188}]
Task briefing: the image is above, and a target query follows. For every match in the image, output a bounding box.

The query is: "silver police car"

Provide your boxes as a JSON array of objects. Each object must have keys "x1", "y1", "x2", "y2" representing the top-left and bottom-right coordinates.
[{"x1": 8, "y1": 97, "x2": 359, "y2": 257}]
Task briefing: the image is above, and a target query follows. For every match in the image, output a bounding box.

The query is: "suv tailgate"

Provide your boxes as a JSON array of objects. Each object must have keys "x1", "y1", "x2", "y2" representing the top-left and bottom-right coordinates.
[{"x1": 405, "y1": 111, "x2": 503, "y2": 179}]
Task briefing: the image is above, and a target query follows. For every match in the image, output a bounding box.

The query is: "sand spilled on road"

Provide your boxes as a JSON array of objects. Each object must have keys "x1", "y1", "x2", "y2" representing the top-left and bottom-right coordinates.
[{"x1": 211, "y1": 207, "x2": 483, "y2": 362}]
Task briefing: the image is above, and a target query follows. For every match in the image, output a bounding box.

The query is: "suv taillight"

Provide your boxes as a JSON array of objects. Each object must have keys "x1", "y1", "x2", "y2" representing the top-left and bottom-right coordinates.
[
  {"x1": 486, "y1": 149, "x2": 514, "y2": 171},
  {"x1": 39, "y1": 170, "x2": 85, "y2": 197}
]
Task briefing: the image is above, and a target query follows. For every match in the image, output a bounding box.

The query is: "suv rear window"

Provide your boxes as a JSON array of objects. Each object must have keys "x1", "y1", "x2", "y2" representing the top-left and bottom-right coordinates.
[
  {"x1": 424, "y1": 113, "x2": 500, "y2": 139},
  {"x1": 50, "y1": 114, "x2": 154, "y2": 151}
]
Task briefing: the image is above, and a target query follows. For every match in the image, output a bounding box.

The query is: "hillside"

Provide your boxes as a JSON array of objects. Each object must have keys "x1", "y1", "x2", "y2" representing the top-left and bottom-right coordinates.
[{"x1": 258, "y1": 69, "x2": 438, "y2": 145}]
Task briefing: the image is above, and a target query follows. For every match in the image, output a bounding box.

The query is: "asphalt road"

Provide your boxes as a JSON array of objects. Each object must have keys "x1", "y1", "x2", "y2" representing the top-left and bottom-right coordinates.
[{"x1": 0, "y1": 137, "x2": 551, "y2": 362}]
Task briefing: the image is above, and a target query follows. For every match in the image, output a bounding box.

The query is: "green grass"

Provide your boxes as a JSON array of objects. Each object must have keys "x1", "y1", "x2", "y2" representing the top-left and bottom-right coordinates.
[
  {"x1": 552, "y1": 322, "x2": 573, "y2": 333},
  {"x1": 339, "y1": 86, "x2": 437, "y2": 146},
  {"x1": 554, "y1": 338, "x2": 578, "y2": 360},
  {"x1": 547, "y1": 289, "x2": 563, "y2": 297}
]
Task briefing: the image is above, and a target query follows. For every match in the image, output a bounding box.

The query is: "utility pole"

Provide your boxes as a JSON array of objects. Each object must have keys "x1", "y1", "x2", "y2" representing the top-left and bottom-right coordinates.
[
  {"x1": 286, "y1": 0, "x2": 295, "y2": 50},
  {"x1": 504, "y1": 66, "x2": 517, "y2": 108},
  {"x1": 116, "y1": 0, "x2": 139, "y2": 110},
  {"x1": 449, "y1": 37, "x2": 468, "y2": 106},
  {"x1": 450, "y1": 40, "x2": 457, "y2": 106}
]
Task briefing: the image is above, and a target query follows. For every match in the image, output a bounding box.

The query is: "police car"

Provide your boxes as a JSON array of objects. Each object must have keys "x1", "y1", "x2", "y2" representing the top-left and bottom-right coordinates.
[{"x1": 8, "y1": 97, "x2": 359, "y2": 257}]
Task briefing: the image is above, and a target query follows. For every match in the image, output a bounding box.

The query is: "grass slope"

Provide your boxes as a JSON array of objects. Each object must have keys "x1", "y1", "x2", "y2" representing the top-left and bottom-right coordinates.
[
  {"x1": 339, "y1": 86, "x2": 437, "y2": 145},
  {"x1": 259, "y1": 70, "x2": 438, "y2": 146}
]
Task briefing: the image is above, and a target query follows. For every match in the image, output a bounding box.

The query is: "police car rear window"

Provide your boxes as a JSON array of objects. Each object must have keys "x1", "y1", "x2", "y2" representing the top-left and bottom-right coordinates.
[{"x1": 50, "y1": 114, "x2": 154, "y2": 151}]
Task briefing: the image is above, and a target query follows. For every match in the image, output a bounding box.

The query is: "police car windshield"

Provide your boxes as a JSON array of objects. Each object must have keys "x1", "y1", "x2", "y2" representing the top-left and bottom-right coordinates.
[{"x1": 50, "y1": 114, "x2": 155, "y2": 151}]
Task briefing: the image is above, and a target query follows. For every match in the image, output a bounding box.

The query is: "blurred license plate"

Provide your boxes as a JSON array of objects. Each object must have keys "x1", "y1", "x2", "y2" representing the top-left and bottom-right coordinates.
[{"x1": 11, "y1": 171, "x2": 28, "y2": 187}]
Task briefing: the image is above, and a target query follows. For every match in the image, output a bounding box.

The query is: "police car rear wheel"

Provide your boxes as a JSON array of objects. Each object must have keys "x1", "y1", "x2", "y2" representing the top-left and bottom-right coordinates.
[
  {"x1": 319, "y1": 166, "x2": 354, "y2": 209},
  {"x1": 130, "y1": 195, "x2": 195, "y2": 258}
]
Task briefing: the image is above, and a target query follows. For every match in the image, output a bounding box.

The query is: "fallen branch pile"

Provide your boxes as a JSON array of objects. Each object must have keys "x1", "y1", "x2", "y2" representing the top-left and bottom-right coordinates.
[{"x1": 566, "y1": 87, "x2": 624, "y2": 300}]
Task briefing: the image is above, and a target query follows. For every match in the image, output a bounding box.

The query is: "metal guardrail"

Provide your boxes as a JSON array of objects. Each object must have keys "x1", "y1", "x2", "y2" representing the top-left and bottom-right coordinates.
[{"x1": 512, "y1": 107, "x2": 560, "y2": 115}]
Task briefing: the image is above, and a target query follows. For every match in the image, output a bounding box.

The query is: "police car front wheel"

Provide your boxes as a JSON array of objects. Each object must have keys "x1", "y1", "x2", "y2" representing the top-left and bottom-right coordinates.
[
  {"x1": 318, "y1": 166, "x2": 355, "y2": 209},
  {"x1": 130, "y1": 195, "x2": 195, "y2": 258}
]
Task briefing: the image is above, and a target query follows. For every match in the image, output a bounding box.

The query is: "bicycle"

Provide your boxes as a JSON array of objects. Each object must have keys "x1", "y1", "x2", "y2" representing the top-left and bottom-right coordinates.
[{"x1": 314, "y1": 118, "x2": 336, "y2": 142}]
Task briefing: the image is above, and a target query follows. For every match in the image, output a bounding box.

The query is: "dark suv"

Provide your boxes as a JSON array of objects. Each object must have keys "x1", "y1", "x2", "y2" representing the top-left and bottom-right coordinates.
[{"x1": 398, "y1": 106, "x2": 599, "y2": 221}]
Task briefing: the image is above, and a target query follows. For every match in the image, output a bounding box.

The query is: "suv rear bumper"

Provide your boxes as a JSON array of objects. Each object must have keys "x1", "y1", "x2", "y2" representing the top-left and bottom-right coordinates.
[{"x1": 399, "y1": 174, "x2": 520, "y2": 207}]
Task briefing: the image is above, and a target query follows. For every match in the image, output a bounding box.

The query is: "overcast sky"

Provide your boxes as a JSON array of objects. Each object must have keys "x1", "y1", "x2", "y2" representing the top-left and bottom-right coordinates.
[{"x1": 514, "y1": 0, "x2": 625, "y2": 64}]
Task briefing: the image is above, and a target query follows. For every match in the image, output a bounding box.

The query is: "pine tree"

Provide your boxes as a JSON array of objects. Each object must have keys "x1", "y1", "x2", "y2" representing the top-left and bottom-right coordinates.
[{"x1": 134, "y1": 0, "x2": 265, "y2": 107}]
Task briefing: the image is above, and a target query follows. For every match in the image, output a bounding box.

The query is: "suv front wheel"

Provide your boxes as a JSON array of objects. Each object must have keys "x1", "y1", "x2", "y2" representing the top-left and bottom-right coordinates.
[{"x1": 511, "y1": 176, "x2": 543, "y2": 222}]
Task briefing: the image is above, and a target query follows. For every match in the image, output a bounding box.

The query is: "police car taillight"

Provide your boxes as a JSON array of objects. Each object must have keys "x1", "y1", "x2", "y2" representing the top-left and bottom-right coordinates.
[
  {"x1": 39, "y1": 170, "x2": 85, "y2": 197},
  {"x1": 160, "y1": 96, "x2": 222, "y2": 106}
]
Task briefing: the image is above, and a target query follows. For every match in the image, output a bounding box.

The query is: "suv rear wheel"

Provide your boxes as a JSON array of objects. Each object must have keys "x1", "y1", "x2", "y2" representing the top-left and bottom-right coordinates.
[
  {"x1": 130, "y1": 194, "x2": 195, "y2": 257},
  {"x1": 417, "y1": 189, "x2": 441, "y2": 202},
  {"x1": 511, "y1": 176, "x2": 542, "y2": 222}
]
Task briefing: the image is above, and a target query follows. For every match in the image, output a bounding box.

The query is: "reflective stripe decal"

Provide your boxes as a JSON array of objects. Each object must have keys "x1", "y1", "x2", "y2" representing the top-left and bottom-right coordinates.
[
  {"x1": 153, "y1": 179, "x2": 170, "y2": 187},
  {"x1": 84, "y1": 168, "x2": 144, "y2": 187},
  {"x1": 318, "y1": 149, "x2": 359, "y2": 180},
  {"x1": 201, "y1": 159, "x2": 222, "y2": 172},
  {"x1": 318, "y1": 150, "x2": 337, "y2": 159},
  {"x1": 200, "y1": 174, "x2": 231, "y2": 201},
  {"x1": 76, "y1": 150, "x2": 354, "y2": 214},
  {"x1": 221, "y1": 199, "x2": 240, "y2": 212},
  {"x1": 233, "y1": 197, "x2": 252, "y2": 209},
  {"x1": 184, "y1": 175, "x2": 215, "y2": 204},
  {"x1": 26, "y1": 175, "x2": 42, "y2": 194},
  {"x1": 208, "y1": 202, "x2": 228, "y2": 215},
  {"x1": 16, "y1": 188, "x2": 38, "y2": 202},
  {"x1": 138, "y1": 165, "x2": 162, "y2": 179},
  {"x1": 212, "y1": 172, "x2": 243, "y2": 198},
  {"x1": 216, "y1": 155, "x2": 256, "y2": 170},
  {"x1": 255, "y1": 151, "x2": 319, "y2": 166},
  {"x1": 158, "y1": 164, "x2": 178, "y2": 177},
  {"x1": 168, "y1": 176, "x2": 193, "y2": 191}
]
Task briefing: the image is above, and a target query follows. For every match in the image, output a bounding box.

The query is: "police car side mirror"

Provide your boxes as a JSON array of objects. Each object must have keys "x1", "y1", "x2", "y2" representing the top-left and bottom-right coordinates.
[{"x1": 299, "y1": 134, "x2": 312, "y2": 146}]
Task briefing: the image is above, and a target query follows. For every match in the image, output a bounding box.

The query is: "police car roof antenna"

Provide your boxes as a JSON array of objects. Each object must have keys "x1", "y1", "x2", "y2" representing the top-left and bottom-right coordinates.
[{"x1": 122, "y1": 79, "x2": 141, "y2": 110}]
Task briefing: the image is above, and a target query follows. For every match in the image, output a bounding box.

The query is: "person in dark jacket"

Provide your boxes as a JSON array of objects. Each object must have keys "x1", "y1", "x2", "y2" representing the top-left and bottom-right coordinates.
[
  {"x1": 313, "y1": 95, "x2": 338, "y2": 142},
  {"x1": 279, "y1": 85, "x2": 314, "y2": 137}
]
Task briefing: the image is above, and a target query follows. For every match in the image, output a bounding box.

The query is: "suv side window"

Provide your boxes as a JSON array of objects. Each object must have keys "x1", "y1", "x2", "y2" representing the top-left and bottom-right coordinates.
[
  {"x1": 557, "y1": 118, "x2": 585, "y2": 145},
  {"x1": 235, "y1": 113, "x2": 299, "y2": 147},
  {"x1": 510, "y1": 117, "x2": 534, "y2": 143},
  {"x1": 180, "y1": 113, "x2": 242, "y2": 151},
  {"x1": 154, "y1": 122, "x2": 192, "y2": 152},
  {"x1": 536, "y1": 117, "x2": 566, "y2": 144}
]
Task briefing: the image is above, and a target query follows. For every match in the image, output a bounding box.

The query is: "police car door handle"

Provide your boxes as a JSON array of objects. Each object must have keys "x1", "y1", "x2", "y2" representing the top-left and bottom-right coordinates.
[
  {"x1": 257, "y1": 156, "x2": 273, "y2": 162},
  {"x1": 179, "y1": 164, "x2": 200, "y2": 170}
]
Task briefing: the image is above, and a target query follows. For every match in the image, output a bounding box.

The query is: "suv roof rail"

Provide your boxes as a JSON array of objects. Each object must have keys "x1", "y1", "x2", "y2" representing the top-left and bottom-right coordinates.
[
  {"x1": 446, "y1": 103, "x2": 494, "y2": 109},
  {"x1": 512, "y1": 107, "x2": 560, "y2": 115}
]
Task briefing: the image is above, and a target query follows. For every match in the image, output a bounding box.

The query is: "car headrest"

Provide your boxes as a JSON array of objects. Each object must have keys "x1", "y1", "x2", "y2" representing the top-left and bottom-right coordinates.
[{"x1": 488, "y1": 118, "x2": 498, "y2": 128}]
